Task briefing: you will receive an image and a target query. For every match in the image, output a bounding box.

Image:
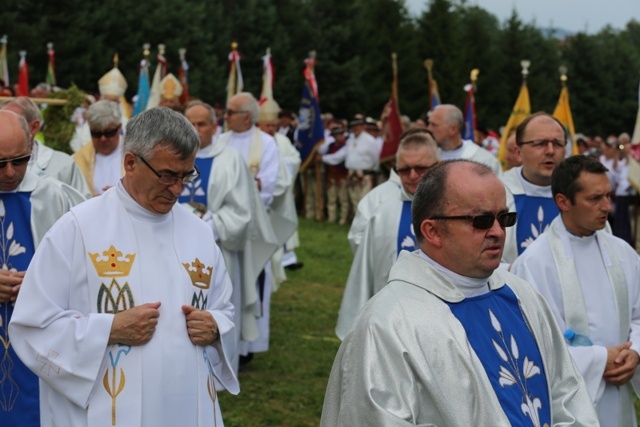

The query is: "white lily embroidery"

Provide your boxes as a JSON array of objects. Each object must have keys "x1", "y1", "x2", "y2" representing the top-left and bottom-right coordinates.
[{"x1": 8, "y1": 240, "x2": 26, "y2": 257}]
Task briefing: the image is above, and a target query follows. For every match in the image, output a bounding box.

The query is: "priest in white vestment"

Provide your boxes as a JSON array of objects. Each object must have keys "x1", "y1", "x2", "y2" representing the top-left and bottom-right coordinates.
[
  {"x1": 182, "y1": 101, "x2": 278, "y2": 375},
  {"x1": 0, "y1": 111, "x2": 82, "y2": 427},
  {"x1": 511, "y1": 155, "x2": 640, "y2": 427},
  {"x1": 9, "y1": 108, "x2": 238, "y2": 427},
  {"x1": 500, "y1": 112, "x2": 567, "y2": 265},
  {"x1": 428, "y1": 104, "x2": 502, "y2": 176},
  {"x1": 322, "y1": 160, "x2": 597, "y2": 426},
  {"x1": 335, "y1": 131, "x2": 439, "y2": 339},
  {"x1": 1, "y1": 97, "x2": 91, "y2": 199}
]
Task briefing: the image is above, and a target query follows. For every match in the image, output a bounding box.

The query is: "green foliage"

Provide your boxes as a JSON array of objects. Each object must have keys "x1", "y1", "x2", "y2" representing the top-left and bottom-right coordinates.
[
  {"x1": 41, "y1": 85, "x2": 86, "y2": 154},
  {"x1": 1, "y1": 2, "x2": 639, "y2": 136}
]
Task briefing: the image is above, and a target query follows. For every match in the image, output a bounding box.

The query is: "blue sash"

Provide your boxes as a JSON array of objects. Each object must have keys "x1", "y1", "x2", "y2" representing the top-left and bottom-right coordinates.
[
  {"x1": 446, "y1": 286, "x2": 551, "y2": 426},
  {"x1": 396, "y1": 201, "x2": 416, "y2": 256},
  {"x1": 514, "y1": 194, "x2": 558, "y2": 255},
  {"x1": 0, "y1": 193, "x2": 39, "y2": 426},
  {"x1": 179, "y1": 157, "x2": 214, "y2": 205}
]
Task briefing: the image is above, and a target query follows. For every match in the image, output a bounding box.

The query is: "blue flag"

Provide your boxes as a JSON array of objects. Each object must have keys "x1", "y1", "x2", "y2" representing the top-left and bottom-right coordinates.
[
  {"x1": 463, "y1": 85, "x2": 476, "y2": 142},
  {"x1": 297, "y1": 81, "x2": 324, "y2": 171},
  {"x1": 133, "y1": 61, "x2": 150, "y2": 116}
]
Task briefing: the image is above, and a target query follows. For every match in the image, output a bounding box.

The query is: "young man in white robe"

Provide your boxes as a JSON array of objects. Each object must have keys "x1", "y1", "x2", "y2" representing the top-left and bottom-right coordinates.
[
  {"x1": 2, "y1": 97, "x2": 91, "y2": 200},
  {"x1": 322, "y1": 159, "x2": 598, "y2": 426},
  {"x1": 182, "y1": 101, "x2": 278, "y2": 375},
  {"x1": 335, "y1": 131, "x2": 439, "y2": 339},
  {"x1": 500, "y1": 112, "x2": 567, "y2": 265},
  {"x1": 9, "y1": 107, "x2": 238, "y2": 427},
  {"x1": 0, "y1": 110, "x2": 81, "y2": 427},
  {"x1": 511, "y1": 155, "x2": 640, "y2": 426},
  {"x1": 427, "y1": 104, "x2": 502, "y2": 176}
]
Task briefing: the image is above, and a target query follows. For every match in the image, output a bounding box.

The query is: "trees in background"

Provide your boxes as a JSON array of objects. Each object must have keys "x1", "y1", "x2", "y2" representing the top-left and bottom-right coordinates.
[{"x1": 1, "y1": 0, "x2": 639, "y2": 136}]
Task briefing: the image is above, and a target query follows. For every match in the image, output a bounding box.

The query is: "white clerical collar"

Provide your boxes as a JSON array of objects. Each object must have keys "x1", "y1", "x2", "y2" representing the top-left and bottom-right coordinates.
[
  {"x1": 516, "y1": 166, "x2": 553, "y2": 197},
  {"x1": 418, "y1": 250, "x2": 491, "y2": 297},
  {"x1": 231, "y1": 128, "x2": 254, "y2": 138},
  {"x1": 561, "y1": 217, "x2": 597, "y2": 244},
  {"x1": 116, "y1": 180, "x2": 172, "y2": 223},
  {"x1": 197, "y1": 140, "x2": 216, "y2": 158}
]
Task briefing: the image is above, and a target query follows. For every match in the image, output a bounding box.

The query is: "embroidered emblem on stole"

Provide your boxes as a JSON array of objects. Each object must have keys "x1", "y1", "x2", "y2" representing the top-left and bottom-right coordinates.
[
  {"x1": 88, "y1": 245, "x2": 136, "y2": 426},
  {"x1": 183, "y1": 258, "x2": 212, "y2": 310}
]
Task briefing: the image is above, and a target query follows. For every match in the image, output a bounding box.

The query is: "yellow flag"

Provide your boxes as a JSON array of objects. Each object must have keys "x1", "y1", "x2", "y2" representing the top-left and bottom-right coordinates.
[
  {"x1": 553, "y1": 86, "x2": 577, "y2": 154},
  {"x1": 498, "y1": 82, "x2": 531, "y2": 168}
]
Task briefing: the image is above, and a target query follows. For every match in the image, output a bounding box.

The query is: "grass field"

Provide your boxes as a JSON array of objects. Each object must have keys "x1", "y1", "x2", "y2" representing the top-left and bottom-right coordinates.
[{"x1": 218, "y1": 218, "x2": 351, "y2": 426}]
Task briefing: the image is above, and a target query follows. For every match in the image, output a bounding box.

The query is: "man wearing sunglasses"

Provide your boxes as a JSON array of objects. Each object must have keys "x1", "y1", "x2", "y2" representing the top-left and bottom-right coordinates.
[
  {"x1": 335, "y1": 131, "x2": 439, "y2": 340},
  {"x1": 0, "y1": 110, "x2": 80, "y2": 427},
  {"x1": 322, "y1": 160, "x2": 597, "y2": 426},
  {"x1": 10, "y1": 108, "x2": 239, "y2": 426},
  {"x1": 512, "y1": 155, "x2": 640, "y2": 426},
  {"x1": 1, "y1": 97, "x2": 91, "y2": 200},
  {"x1": 73, "y1": 100, "x2": 124, "y2": 196}
]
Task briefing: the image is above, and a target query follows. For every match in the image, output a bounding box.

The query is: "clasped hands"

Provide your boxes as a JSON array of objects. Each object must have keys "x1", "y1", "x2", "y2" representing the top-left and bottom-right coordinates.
[
  {"x1": 108, "y1": 302, "x2": 219, "y2": 346},
  {"x1": 604, "y1": 341, "x2": 640, "y2": 386}
]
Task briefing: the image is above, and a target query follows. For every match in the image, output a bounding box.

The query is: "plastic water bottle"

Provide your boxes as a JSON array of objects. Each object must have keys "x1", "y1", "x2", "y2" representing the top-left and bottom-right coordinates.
[{"x1": 564, "y1": 329, "x2": 593, "y2": 347}]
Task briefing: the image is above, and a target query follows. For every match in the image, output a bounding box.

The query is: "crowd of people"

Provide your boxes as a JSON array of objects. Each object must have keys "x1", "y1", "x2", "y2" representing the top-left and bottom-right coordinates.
[{"x1": 0, "y1": 62, "x2": 639, "y2": 426}]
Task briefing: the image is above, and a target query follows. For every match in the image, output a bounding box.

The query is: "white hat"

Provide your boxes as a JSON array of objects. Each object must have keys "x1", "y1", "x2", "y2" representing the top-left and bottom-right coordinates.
[
  {"x1": 258, "y1": 98, "x2": 280, "y2": 122},
  {"x1": 160, "y1": 73, "x2": 183, "y2": 100},
  {"x1": 98, "y1": 67, "x2": 127, "y2": 97}
]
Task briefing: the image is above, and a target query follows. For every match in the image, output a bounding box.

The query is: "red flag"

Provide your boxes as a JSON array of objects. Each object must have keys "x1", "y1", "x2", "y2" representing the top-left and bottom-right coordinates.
[
  {"x1": 380, "y1": 53, "x2": 402, "y2": 162},
  {"x1": 17, "y1": 50, "x2": 29, "y2": 96}
]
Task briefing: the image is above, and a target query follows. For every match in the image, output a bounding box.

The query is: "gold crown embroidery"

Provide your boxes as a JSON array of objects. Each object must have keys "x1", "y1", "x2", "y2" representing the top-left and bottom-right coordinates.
[
  {"x1": 183, "y1": 258, "x2": 212, "y2": 289},
  {"x1": 89, "y1": 245, "x2": 136, "y2": 278}
]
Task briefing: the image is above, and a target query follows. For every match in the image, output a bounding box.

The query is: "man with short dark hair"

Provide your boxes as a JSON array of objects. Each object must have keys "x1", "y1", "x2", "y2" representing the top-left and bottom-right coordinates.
[
  {"x1": 512, "y1": 155, "x2": 640, "y2": 426},
  {"x1": 10, "y1": 108, "x2": 238, "y2": 426},
  {"x1": 322, "y1": 159, "x2": 597, "y2": 426}
]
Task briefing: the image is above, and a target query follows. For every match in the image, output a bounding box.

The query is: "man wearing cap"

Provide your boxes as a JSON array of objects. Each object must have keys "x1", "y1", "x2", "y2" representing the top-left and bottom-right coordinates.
[
  {"x1": 2, "y1": 97, "x2": 91, "y2": 200},
  {"x1": 0, "y1": 110, "x2": 80, "y2": 427},
  {"x1": 323, "y1": 117, "x2": 379, "y2": 210},
  {"x1": 335, "y1": 131, "x2": 440, "y2": 340},
  {"x1": 158, "y1": 73, "x2": 183, "y2": 110},
  {"x1": 324, "y1": 127, "x2": 350, "y2": 224},
  {"x1": 73, "y1": 100, "x2": 124, "y2": 196},
  {"x1": 428, "y1": 104, "x2": 502, "y2": 176},
  {"x1": 182, "y1": 100, "x2": 278, "y2": 374}
]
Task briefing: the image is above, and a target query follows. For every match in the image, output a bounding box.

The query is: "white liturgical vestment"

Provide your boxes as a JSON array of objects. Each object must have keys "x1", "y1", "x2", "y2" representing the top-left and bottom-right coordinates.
[{"x1": 9, "y1": 182, "x2": 238, "y2": 427}]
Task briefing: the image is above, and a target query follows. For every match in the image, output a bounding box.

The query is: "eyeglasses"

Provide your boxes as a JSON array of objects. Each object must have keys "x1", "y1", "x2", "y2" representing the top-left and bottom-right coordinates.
[
  {"x1": 430, "y1": 212, "x2": 517, "y2": 230},
  {"x1": 519, "y1": 138, "x2": 566, "y2": 149},
  {"x1": 224, "y1": 109, "x2": 249, "y2": 116},
  {"x1": 0, "y1": 153, "x2": 31, "y2": 169},
  {"x1": 394, "y1": 164, "x2": 436, "y2": 177},
  {"x1": 90, "y1": 126, "x2": 121, "y2": 139},
  {"x1": 136, "y1": 155, "x2": 200, "y2": 185}
]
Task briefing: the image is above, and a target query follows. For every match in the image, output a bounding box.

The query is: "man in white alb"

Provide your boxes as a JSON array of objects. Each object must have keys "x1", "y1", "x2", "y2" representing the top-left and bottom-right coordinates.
[{"x1": 9, "y1": 107, "x2": 238, "y2": 426}]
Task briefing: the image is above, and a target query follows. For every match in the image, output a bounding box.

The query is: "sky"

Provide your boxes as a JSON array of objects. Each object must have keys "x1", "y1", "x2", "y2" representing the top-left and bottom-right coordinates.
[{"x1": 405, "y1": 0, "x2": 639, "y2": 34}]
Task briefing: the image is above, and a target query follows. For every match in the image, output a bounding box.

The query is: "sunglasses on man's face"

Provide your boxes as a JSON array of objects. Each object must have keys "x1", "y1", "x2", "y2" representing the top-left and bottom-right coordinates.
[
  {"x1": 0, "y1": 154, "x2": 31, "y2": 169},
  {"x1": 430, "y1": 212, "x2": 517, "y2": 230},
  {"x1": 90, "y1": 127, "x2": 121, "y2": 139}
]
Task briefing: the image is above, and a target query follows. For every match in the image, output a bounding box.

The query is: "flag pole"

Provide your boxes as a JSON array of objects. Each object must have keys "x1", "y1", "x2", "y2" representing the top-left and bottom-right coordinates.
[
  {"x1": 307, "y1": 50, "x2": 324, "y2": 222},
  {"x1": 424, "y1": 59, "x2": 433, "y2": 110}
]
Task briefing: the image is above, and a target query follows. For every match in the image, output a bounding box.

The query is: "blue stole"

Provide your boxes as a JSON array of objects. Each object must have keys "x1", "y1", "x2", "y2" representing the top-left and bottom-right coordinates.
[
  {"x1": 396, "y1": 201, "x2": 416, "y2": 255},
  {"x1": 0, "y1": 193, "x2": 39, "y2": 426},
  {"x1": 446, "y1": 286, "x2": 551, "y2": 426},
  {"x1": 513, "y1": 194, "x2": 558, "y2": 255},
  {"x1": 179, "y1": 157, "x2": 214, "y2": 205}
]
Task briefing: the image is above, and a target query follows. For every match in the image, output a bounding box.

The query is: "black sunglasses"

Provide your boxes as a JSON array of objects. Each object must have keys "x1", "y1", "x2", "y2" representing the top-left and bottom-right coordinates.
[
  {"x1": 0, "y1": 154, "x2": 31, "y2": 169},
  {"x1": 90, "y1": 126, "x2": 121, "y2": 139},
  {"x1": 394, "y1": 164, "x2": 437, "y2": 177},
  {"x1": 430, "y1": 212, "x2": 517, "y2": 230}
]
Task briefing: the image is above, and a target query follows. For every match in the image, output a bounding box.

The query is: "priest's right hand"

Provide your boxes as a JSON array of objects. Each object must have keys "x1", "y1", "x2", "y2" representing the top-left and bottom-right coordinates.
[
  {"x1": 0, "y1": 270, "x2": 25, "y2": 304},
  {"x1": 108, "y1": 302, "x2": 161, "y2": 346}
]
